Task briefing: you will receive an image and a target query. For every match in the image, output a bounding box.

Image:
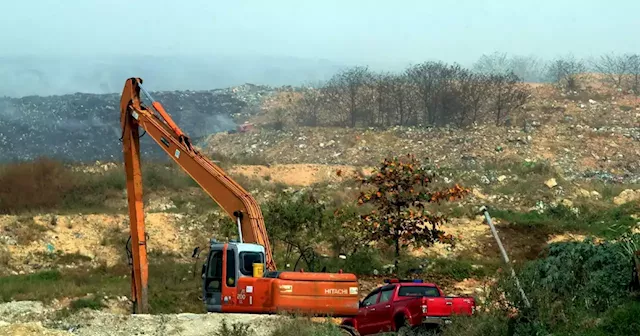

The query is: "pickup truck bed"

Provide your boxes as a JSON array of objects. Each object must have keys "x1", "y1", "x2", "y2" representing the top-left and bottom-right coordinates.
[{"x1": 341, "y1": 279, "x2": 475, "y2": 335}]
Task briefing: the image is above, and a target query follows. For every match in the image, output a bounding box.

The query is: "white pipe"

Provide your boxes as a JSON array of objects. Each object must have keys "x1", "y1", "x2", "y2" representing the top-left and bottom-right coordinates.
[
  {"x1": 236, "y1": 216, "x2": 243, "y2": 243},
  {"x1": 481, "y1": 206, "x2": 531, "y2": 308}
]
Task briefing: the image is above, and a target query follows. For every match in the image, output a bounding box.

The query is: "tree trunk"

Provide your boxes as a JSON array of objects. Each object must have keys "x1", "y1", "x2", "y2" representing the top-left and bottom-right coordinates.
[{"x1": 394, "y1": 236, "x2": 400, "y2": 273}]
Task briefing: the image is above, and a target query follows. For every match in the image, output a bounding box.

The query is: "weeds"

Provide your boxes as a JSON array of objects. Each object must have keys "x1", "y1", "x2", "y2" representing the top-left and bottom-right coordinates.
[
  {"x1": 4, "y1": 217, "x2": 49, "y2": 245},
  {"x1": 0, "y1": 258, "x2": 202, "y2": 313},
  {"x1": 492, "y1": 202, "x2": 640, "y2": 238},
  {"x1": 69, "y1": 295, "x2": 106, "y2": 311},
  {"x1": 269, "y1": 317, "x2": 345, "y2": 336},
  {"x1": 215, "y1": 320, "x2": 253, "y2": 336},
  {"x1": 0, "y1": 245, "x2": 10, "y2": 269}
]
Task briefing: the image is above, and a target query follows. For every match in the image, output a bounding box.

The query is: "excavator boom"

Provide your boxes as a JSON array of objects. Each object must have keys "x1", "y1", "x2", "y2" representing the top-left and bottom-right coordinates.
[{"x1": 119, "y1": 78, "x2": 275, "y2": 313}]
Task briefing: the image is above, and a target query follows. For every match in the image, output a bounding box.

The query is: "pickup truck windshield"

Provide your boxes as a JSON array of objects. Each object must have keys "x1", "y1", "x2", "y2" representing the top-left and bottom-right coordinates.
[{"x1": 398, "y1": 286, "x2": 440, "y2": 297}]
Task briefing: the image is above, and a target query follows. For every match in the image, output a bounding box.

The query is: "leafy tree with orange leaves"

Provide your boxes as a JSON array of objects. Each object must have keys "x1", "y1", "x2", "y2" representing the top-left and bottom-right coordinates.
[{"x1": 354, "y1": 154, "x2": 469, "y2": 269}]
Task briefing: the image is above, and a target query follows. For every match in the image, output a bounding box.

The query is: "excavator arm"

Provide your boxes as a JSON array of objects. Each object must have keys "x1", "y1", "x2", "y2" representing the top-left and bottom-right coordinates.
[{"x1": 119, "y1": 77, "x2": 275, "y2": 313}]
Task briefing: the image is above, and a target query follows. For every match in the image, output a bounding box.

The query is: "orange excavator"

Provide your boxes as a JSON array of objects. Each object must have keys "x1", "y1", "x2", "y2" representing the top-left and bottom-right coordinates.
[{"x1": 119, "y1": 78, "x2": 360, "y2": 319}]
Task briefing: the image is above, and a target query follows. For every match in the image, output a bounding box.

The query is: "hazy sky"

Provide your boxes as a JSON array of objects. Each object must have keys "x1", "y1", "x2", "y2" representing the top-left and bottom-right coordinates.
[{"x1": 1, "y1": 0, "x2": 639, "y2": 68}]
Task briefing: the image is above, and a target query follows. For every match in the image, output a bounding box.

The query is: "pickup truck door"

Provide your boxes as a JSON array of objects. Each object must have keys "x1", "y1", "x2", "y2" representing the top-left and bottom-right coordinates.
[
  {"x1": 358, "y1": 289, "x2": 381, "y2": 335},
  {"x1": 369, "y1": 286, "x2": 396, "y2": 333}
]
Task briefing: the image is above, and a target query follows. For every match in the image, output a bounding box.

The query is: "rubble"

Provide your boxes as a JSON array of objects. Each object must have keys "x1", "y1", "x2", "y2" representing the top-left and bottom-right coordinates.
[
  {"x1": 613, "y1": 189, "x2": 640, "y2": 205},
  {"x1": 545, "y1": 178, "x2": 558, "y2": 188},
  {"x1": 0, "y1": 300, "x2": 284, "y2": 336}
]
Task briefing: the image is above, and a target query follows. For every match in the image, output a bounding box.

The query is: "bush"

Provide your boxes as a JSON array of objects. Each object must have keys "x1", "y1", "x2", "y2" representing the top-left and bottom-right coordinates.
[
  {"x1": 431, "y1": 258, "x2": 488, "y2": 282},
  {"x1": 269, "y1": 318, "x2": 345, "y2": 336},
  {"x1": 440, "y1": 236, "x2": 640, "y2": 336},
  {"x1": 0, "y1": 158, "x2": 76, "y2": 213},
  {"x1": 447, "y1": 235, "x2": 640, "y2": 336},
  {"x1": 4, "y1": 217, "x2": 49, "y2": 245},
  {"x1": 69, "y1": 295, "x2": 106, "y2": 311},
  {"x1": 214, "y1": 320, "x2": 252, "y2": 336},
  {"x1": 510, "y1": 237, "x2": 636, "y2": 312},
  {"x1": 492, "y1": 202, "x2": 640, "y2": 238},
  {"x1": 316, "y1": 247, "x2": 385, "y2": 276},
  {"x1": 0, "y1": 245, "x2": 10, "y2": 269}
]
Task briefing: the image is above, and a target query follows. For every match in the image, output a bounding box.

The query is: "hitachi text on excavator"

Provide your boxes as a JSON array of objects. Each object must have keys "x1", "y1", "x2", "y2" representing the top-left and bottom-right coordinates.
[{"x1": 119, "y1": 78, "x2": 360, "y2": 319}]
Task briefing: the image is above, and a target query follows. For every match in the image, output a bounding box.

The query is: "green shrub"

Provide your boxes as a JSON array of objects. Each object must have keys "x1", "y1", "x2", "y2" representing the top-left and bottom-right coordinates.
[
  {"x1": 69, "y1": 295, "x2": 106, "y2": 311},
  {"x1": 486, "y1": 236, "x2": 639, "y2": 334},
  {"x1": 214, "y1": 319, "x2": 252, "y2": 336},
  {"x1": 492, "y1": 202, "x2": 640, "y2": 238},
  {"x1": 431, "y1": 258, "x2": 486, "y2": 282},
  {"x1": 440, "y1": 235, "x2": 640, "y2": 336},
  {"x1": 0, "y1": 245, "x2": 10, "y2": 268},
  {"x1": 595, "y1": 300, "x2": 640, "y2": 335},
  {"x1": 512, "y1": 237, "x2": 636, "y2": 312},
  {"x1": 269, "y1": 318, "x2": 345, "y2": 336}
]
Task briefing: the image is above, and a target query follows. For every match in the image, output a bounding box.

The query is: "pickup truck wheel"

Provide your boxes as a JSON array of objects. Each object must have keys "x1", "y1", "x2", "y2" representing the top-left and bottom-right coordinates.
[
  {"x1": 338, "y1": 325, "x2": 360, "y2": 336},
  {"x1": 396, "y1": 316, "x2": 414, "y2": 336}
]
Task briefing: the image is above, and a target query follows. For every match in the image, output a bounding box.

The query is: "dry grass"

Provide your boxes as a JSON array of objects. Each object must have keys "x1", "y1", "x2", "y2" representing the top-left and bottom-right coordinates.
[{"x1": 4, "y1": 217, "x2": 49, "y2": 245}]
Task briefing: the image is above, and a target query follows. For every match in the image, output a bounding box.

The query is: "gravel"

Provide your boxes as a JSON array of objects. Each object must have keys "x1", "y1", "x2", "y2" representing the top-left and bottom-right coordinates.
[{"x1": 0, "y1": 301, "x2": 284, "y2": 336}]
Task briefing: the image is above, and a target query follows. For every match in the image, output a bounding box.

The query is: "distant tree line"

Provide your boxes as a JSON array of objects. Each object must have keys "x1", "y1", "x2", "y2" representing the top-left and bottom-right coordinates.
[{"x1": 284, "y1": 52, "x2": 640, "y2": 129}]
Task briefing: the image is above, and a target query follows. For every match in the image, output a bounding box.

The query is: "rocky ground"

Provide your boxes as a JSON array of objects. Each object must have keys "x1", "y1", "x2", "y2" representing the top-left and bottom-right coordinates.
[{"x1": 0, "y1": 301, "x2": 284, "y2": 336}]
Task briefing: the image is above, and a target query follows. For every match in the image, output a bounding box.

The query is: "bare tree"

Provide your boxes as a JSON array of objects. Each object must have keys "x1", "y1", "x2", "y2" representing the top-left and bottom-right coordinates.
[
  {"x1": 406, "y1": 62, "x2": 439, "y2": 126},
  {"x1": 324, "y1": 66, "x2": 375, "y2": 127},
  {"x1": 435, "y1": 64, "x2": 465, "y2": 126},
  {"x1": 373, "y1": 72, "x2": 394, "y2": 127},
  {"x1": 545, "y1": 55, "x2": 587, "y2": 91},
  {"x1": 509, "y1": 55, "x2": 545, "y2": 82},
  {"x1": 488, "y1": 72, "x2": 530, "y2": 126},
  {"x1": 388, "y1": 74, "x2": 415, "y2": 126},
  {"x1": 457, "y1": 72, "x2": 491, "y2": 126},
  {"x1": 473, "y1": 52, "x2": 511, "y2": 75},
  {"x1": 295, "y1": 87, "x2": 325, "y2": 127},
  {"x1": 628, "y1": 54, "x2": 640, "y2": 95},
  {"x1": 406, "y1": 61, "x2": 464, "y2": 126},
  {"x1": 592, "y1": 53, "x2": 632, "y2": 88}
]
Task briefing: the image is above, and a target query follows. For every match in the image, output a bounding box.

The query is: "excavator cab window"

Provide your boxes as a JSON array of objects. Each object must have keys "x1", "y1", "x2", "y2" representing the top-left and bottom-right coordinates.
[
  {"x1": 226, "y1": 249, "x2": 236, "y2": 287},
  {"x1": 239, "y1": 252, "x2": 265, "y2": 276},
  {"x1": 205, "y1": 251, "x2": 223, "y2": 291}
]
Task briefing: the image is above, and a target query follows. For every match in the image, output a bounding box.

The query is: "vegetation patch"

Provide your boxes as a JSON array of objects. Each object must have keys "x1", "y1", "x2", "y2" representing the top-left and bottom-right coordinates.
[
  {"x1": 0, "y1": 258, "x2": 203, "y2": 314},
  {"x1": 4, "y1": 217, "x2": 49, "y2": 245},
  {"x1": 492, "y1": 202, "x2": 640, "y2": 239},
  {"x1": 441, "y1": 235, "x2": 640, "y2": 336},
  {"x1": 69, "y1": 295, "x2": 106, "y2": 311}
]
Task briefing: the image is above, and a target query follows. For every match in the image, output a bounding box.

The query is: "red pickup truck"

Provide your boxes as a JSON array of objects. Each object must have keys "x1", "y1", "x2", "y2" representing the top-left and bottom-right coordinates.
[{"x1": 341, "y1": 279, "x2": 475, "y2": 335}]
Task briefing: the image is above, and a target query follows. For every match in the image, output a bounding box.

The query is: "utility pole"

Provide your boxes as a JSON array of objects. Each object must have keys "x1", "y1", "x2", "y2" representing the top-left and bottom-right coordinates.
[{"x1": 479, "y1": 205, "x2": 531, "y2": 308}]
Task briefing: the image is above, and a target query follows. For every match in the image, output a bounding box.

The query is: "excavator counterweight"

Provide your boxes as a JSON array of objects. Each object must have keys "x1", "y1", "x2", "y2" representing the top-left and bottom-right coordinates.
[{"x1": 119, "y1": 78, "x2": 359, "y2": 317}]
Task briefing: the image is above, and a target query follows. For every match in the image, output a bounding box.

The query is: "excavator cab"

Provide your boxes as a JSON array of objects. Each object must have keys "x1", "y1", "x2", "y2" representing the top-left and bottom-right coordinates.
[
  {"x1": 202, "y1": 238, "x2": 267, "y2": 312},
  {"x1": 201, "y1": 238, "x2": 359, "y2": 316}
]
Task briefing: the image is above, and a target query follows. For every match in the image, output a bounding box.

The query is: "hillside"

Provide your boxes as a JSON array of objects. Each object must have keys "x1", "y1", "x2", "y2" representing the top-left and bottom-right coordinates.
[{"x1": 0, "y1": 75, "x2": 639, "y2": 335}]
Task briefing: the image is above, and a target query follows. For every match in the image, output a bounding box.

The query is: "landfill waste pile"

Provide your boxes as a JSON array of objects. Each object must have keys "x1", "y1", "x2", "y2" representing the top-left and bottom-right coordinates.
[{"x1": 0, "y1": 84, "x2": 276, "y2": 162}]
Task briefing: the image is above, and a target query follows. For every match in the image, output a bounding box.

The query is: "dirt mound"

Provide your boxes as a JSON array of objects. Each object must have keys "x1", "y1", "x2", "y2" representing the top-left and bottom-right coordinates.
[{"x1": 230, "y1": 164, "x2": 371, "y2": 186}]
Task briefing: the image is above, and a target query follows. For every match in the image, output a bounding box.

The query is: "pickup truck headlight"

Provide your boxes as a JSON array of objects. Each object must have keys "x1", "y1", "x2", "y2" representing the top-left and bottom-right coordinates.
[{"x1": 421, "y1": 305, "x2": 427, "y2": 314}]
